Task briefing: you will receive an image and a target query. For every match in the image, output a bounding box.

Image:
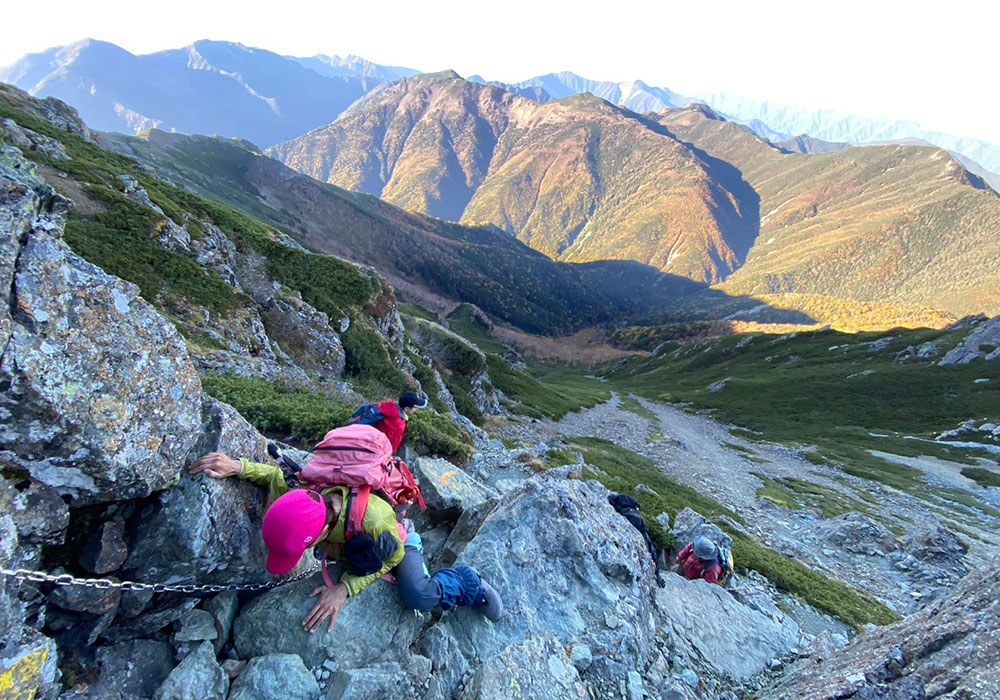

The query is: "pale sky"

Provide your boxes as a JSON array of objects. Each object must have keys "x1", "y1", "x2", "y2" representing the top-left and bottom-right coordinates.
[{"x1": 4, "y1": 0, "x2": 998, "y2": 143}]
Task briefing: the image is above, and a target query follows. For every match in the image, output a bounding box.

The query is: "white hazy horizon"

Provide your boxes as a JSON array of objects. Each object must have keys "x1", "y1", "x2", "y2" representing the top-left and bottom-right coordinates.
[{"x1": 3, "y1": 0, "x2": 998, "y2": 145}]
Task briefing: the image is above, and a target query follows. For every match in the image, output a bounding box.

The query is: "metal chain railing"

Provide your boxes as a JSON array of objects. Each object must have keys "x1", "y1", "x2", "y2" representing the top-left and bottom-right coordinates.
[{"x1": 0, "y1": 565, "x2": 317, "y2": 595}]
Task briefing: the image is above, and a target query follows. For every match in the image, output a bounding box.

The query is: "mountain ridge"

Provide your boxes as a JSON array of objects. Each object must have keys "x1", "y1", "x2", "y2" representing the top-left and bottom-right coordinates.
[{"x1": 269, "y1": 74, "x2": 759, "y2": 285}]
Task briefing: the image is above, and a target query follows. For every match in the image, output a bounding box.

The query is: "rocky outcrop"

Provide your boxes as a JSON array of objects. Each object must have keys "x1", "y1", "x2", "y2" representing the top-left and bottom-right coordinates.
[
  {"x1": 233, "y1": 572, "x2": 423, "y2": 671},
  {"x1": 227, "y1": 654, "x2": 320, "y2": 700},
  {"x1": 124, "y1": 398, "x2": 272, "y2": 586},
  {"x1": 761, "y1": 556, "x2": 1000, "y2": 700},
  {"x1": 153, "y1": 641, "x2": 229, "y2": 700},
  {"x1": 814, "y1": 512, "x2": 899, "y2": 556},
  {"x1": 0, "y1": 147, "x2": 203, "y2": 505},
  {"x1": 654, "y1": 574, "x2": 799, "y2": 681},
  {"x1": 940, "y1": 315, "x2": 1000, "y2": 364}
]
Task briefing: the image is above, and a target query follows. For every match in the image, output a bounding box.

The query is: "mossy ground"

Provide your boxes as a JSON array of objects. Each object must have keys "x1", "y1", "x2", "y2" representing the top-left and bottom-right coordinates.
[
  {"x1": 603, "y1": 327, "x2": 999, "y2": 520},
  {"x1": 962, "y1": 467, "x2": 1000, "y2": 488}
]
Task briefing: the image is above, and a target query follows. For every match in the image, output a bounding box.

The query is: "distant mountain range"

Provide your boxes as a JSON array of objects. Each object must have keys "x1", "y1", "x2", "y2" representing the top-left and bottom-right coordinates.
[
  {"x1": 268, "y1": 73, "x2": 759, "y2": 284},
  {"x1": 3, "y1": 40, "x2": 998, "y2": 181},
  {"x1": 0, "y1": 39, "x2": 391, "y2": 147}
]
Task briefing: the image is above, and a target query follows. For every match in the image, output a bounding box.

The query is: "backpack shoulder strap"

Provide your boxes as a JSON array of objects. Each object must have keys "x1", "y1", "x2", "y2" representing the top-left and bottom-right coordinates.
[{"x1": 345, "y1": 486, "x2": 371, "y2": 540}]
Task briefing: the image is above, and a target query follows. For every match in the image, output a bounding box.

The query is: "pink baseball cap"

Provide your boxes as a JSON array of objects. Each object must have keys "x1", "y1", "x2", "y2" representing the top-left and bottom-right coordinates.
[{"x1": 262, "y1": 490, "x2": 327, "y2": 575}]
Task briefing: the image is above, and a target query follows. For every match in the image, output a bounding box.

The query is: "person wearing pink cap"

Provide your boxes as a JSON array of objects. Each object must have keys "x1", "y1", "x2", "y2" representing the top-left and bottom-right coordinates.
[{"x1": 189, "y1": 452, "x2": 503, "y2": 632}]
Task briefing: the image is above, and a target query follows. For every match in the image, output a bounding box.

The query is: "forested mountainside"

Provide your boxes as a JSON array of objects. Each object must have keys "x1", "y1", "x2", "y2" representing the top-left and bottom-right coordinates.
[{"x1": 97, "y1": 119, "x2": 701, "y2": 335}]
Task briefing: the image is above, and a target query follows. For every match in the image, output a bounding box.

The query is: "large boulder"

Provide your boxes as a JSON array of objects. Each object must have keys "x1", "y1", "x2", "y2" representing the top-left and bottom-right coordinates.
[
  {"x1": 761, "y1": 557, "x2": 1000, "y2": 700},
  {"x1": 457, "y1": 634, "x2": 585, "y2": 700},
  {"x1": 413, "y1": 456, "x2": 499, "y2": 523},
  {"x1": 153, "y1": 641, "x2": 228, "y2": 700},
  {"x1": 940, "y1": 316, "x2": 1000, "y2": 365},
  {"x1": 669, "y1": 507, "x2": 734, "y2": 555},
  {"x1": 0, "y1": 147, "x2": 202, "y2": 505},
  {"x1": 233, "y1": 573, "x2": 423, "y2": 671},
  {"x1": 813, "y1": 512, "x2": 899, "y2": 556},
  {"x1": 124, "y1": 398, "x2": 271, "y2": 586},
  {"x1": 227, "y1": 654, "x2": 320, "y2": 700},
  {"x1": 653, "y1": 573, "x2": 800, "y2": 681},
  {"x1": 437, "y1": 475, "x2": 660, "y2": 692}
]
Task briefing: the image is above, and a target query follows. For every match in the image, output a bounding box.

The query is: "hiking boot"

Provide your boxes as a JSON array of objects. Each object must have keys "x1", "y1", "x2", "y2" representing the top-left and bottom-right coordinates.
[{"x1": 476, "y1": 578, "x2": 503, "y2": 622}]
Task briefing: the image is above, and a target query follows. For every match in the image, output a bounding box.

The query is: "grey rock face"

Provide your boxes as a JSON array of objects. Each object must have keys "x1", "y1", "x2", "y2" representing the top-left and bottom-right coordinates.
[
  {"x1": 654, "y1": 573, "x2": 799, "y2": 680},
  {"x1": 439, "y1": 476, "x2": 659, "y2": 688},
  {"x1": 173, "y1": 609, "x2": 218, "y2": 642},
  {"x1": 326, "y1": 664, "x2": 409, "y2": 700},
  {"x1": 260, "y1": 295, "x2": 346, "y2": 376},
  {"x1": 124, "y1": 398, "x2": 271, "y2": 586},
  {"x1": 104, "y1": 598, "x2": 198, "y2": 643},
  {"x1": 413, "y1": 456, "x2": 499, "y2": 523},
  {"x1": 761, "y1": 557, "x2": 1000, "y2": 700},
  {"x1": 82, "y1": 640, "x2": 176, "y2": 699},
  {"x1": 814, "y1": 512, "x2": 899, "y2": 556},
  {"x1": 48, "y1": 583, "x2": 121, "y2": 616},
  {"x1": 457, "y1": 634, "x2": 584, "y2": 700},
  {"x1": 0, "y1": 118, "x2": 70, "y2": 160},
  {"x1": 940, "y1": 316, "x2": 1000, "y2": 364},
  {"x1": 670, "y1": 507, "x2": 734, "y2": 555},
  {"x1": 233, "y1": 573, "x2": 423, "y2": 670},
  {"x1": 0, "y1": 148, "x2": 202, "y2": 504},
  {"x1": 79, "y1": 518, "x2": 128, "y2": 574},
  {"x1": 0, "y1": 630, "x2": 60, "y2": 700},
  {"x1": 153, "y1": 641, "x2": 228, "y2": 700},
  {"x1": 227, "y1": 654, "x2": 321, "y2": 700},
  {"x1": 901, "y1": 525, "x2": 969, "y2": 582},
  {"x1": 415, "y1": 625, "x2": 469, "y2": 699},
  {"x1": 203, "y1": 592, "x2": 239, "y2": 652},
  {"x1": 0, "y1": 476, "x2": 68, "y2": 547}
]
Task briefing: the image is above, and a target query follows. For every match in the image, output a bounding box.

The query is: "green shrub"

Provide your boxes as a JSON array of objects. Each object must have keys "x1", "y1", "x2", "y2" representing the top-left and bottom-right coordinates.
[
  {"x1": 201, "y1": 374, "x2": 353, "y2": 444},
  {"x1": 406, "y1": 411, "x2": 474, "y2": 462},
  {"x1": 962, "y1": 467, "x2": 1000, "y2": 488},
  {"x1": 63, "y1": 187, "x2": 245, "y2": 314},
  {"x1": 341, "y1": 324, "x2": 408, "y2": 395}
]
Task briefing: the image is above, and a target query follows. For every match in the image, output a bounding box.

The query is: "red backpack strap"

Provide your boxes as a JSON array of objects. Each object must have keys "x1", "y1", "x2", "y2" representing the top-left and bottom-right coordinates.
[
  {"x1": 346, "y1": 486, "x2": 371, "y2": 540},
  {"x1": 394, "y1": 459, "x2": 426, "y2": 510}
]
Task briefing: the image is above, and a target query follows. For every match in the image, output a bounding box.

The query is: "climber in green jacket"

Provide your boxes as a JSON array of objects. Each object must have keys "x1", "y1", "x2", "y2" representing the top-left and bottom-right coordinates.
[{"x1": 189, "y1": 453, "x2": 502, "y2": 632}]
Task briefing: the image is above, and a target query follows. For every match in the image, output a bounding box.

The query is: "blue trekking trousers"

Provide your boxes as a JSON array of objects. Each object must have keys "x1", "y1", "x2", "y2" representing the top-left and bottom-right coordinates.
[{"x1": 393, "y1": 534, "x2": 483, "y2": 612}]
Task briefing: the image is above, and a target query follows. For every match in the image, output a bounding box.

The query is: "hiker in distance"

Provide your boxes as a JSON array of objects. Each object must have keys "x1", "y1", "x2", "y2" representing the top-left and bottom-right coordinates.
[
  {"x1": 188, "y1": 435, "x2": 502, "y2": 633},
  {"x1": 676, "y1": 536, "x2": 728, "y2": 585},
  {"x1": 607, "y1": 494, "x2": 665, "y2": 587},
  {"x1": 350, "y1": 391, "x2": 429, "y2": 453}
]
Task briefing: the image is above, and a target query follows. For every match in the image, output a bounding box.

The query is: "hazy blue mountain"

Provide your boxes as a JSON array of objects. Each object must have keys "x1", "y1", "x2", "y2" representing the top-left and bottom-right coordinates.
[
  {"x1": 288, "y1": 54, "x2": 417, "y2": 81},
  {"x1": 511, "y1": 71, "x2": 698, "y2": 113},
  {"x1": 0, "y1": 39, "x2": 390, "y2": 147},
  {"x1": 776, "y1": 134, "x2": 853, "y2": 154},
  {"x1": 698, "y1": 92, "x2": 1000, "y2": 175},
  {"x1": 507, "y1": 72, "x2": 1000, "y2": 179}
]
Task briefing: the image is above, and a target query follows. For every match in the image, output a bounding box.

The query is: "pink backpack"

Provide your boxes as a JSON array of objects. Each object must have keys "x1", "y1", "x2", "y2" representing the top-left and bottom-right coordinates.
[{"x1": 298, "y1": 424, "x2": 425, "y2": 547}]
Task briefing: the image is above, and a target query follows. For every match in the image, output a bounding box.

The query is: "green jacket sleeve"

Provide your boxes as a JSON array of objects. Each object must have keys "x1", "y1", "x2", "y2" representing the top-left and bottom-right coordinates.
[
  {"x1": 238, "y1": 460, "x2": 290, "y2": 501},
  {"x1": 339, "y1": 498, "x2": 406, "y2": 597}
]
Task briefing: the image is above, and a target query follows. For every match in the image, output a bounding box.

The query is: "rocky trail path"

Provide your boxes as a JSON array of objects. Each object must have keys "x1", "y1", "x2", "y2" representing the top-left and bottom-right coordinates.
[{"x1": 497, "y1": 393, "x2": 1000, "y2": 616}]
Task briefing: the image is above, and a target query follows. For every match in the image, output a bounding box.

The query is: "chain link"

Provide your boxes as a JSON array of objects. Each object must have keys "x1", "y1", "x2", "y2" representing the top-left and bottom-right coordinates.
[{"x1": 0, "y1": 566, "x2": 316, "y2": 595}]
